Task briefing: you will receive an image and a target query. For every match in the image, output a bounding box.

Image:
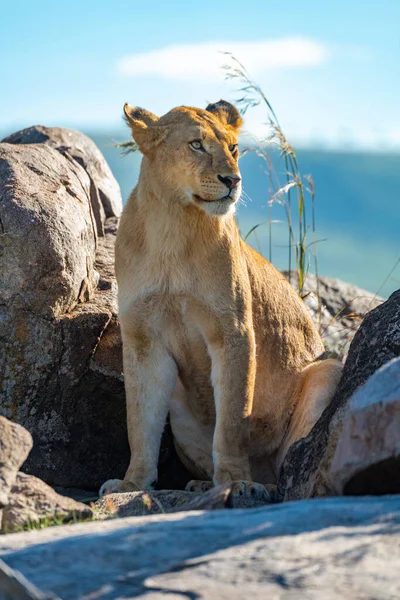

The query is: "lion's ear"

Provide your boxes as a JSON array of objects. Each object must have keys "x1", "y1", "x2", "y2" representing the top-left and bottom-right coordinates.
[
  {"x1": 124, "y1": 104, "x2": 159, "y2": 128},
  {"x1": 206, "y1": 100, "x2": 243, "y2": 131},
  {"x1": 123, "y1": 103, "x2": 166, "y2": 155}
]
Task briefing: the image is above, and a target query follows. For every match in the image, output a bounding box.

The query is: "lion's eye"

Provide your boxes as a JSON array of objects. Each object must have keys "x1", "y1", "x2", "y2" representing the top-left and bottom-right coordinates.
[
  {"x1": 229, "y1": 144, "x2": 238, "y2": 153},
  {"x1": 189, "y1": 140, "x2": 204, "y2": 151}
]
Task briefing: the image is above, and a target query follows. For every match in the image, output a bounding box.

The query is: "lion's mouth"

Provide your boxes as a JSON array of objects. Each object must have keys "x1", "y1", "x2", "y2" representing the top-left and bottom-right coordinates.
[{"x1": 193, "y1": 193, "x2": 233, "y2": 203}]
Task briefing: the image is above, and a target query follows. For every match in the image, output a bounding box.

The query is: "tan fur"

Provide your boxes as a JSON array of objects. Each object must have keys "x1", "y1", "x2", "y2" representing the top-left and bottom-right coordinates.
[{"x1": 99, "y1": 100, "x2": 342, "y2": 496}]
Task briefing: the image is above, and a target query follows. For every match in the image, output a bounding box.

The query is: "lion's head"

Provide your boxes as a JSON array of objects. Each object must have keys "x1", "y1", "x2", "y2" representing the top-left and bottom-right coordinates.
[{"x1": 124, "y1": 100, "x2": 243, "y2": 216}]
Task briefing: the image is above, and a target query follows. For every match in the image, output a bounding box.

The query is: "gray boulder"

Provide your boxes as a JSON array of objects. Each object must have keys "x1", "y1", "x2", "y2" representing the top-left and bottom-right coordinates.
[
  {"x1": 278, "y1": 288, "x2": 400, "y2": 501},
  {"x1": 1, "y1": 473, "x2": 92, "y2": 534},
  {"x1": 0, "y1": 495, "x2": 399, "y2": 599},
  {"x1": 330, "y1": 356, "x2": 400, "y2": 495},
  {"x1": 0, "y1": 417, "x2": 32, "y2": 510},
  {"x1": 285, "y1": 271, "x2": 383, "y2": 359},
  {"x1": 0, "y1": 140, "x2": 122, "y2": 489},
  {"x1": 6, "y1": 217, "x2": 129, "y2": 490},
  {"x1": 2, "y1": 126, "x2": 123, "y2": 235},
  {"x1": 0, "y1": 143, "x2": 97, "y2": 317}
]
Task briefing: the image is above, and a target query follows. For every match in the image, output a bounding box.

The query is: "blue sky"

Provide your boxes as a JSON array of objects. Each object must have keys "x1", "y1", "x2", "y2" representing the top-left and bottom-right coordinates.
[{"x1": 1, "y1": 0, "x2": 400, "y2": 149}]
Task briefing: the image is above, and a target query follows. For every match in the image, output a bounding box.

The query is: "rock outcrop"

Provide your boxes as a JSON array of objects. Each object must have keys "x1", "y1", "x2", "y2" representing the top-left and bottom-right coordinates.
[
  {"x1": 1, "y1": 473, "x2": 92, "y2": 534},
  {"x1": 285, "y1": 271, "x2": 383, "y2": 359},
  {"x1": 0, "y1": 417, "x2": 32, "y2": 511},
  {"x1": 0, "y1": 134, "x2": 126, "y2": 490},
  {"x1": 1, "y1": 495, "x2": 399, "y2": 599},
  {"x1": 0, "y1": 142, "x2": 97, "y2": 317},
  {"x1": 93, "y1": 482, "x2": 275, "y2": 519},
  {"x1": 2, "y1": 125, "x2": 123, "y2": 233},
  {"x1": 0, "y1": 413, "x2": 89, "y2": 534},
  {"x1": 330, "y1": 356, "x2": 400, "y2": 495},
  {"x1": 278, "y1": 289, "x2": 400, "y2": 501}
]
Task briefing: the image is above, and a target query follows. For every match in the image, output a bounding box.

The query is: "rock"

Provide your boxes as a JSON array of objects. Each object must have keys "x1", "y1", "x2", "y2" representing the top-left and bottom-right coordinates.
[
  {"x1": 0, "y1": 143, "x2": 97, "y2": 317},
  {"x1": 94, "y1": 490, "x2": 199, "y2": 519},
  {"x1": 0, "y1": 558, "x2": 59, "y2": 600},
  {"x1": 278, "y1": 289, "x2": 400, "y2": 501},
  {"x1": 1, "y1": 473, "x2": 92, "y2": 533},
  {"x1": 8, "y1": 217, "x2": 129, "y2": 490},
  {"x1": 0, "y1": 495, "x2": 399, "y2": 599},
  {"x1": 0, "y1": 141, "x2": 121, "y2": 489},
  {"x1": 177, "y1": 484, "x2": 232, "y2": 511},
  {"x1": 330, "y1": 357, "x2": 400, "y2": 495},
  {"x1": 2, "y1": 125, "x2": 123, "y2": 235},
  {"x1": 178, "y1": 482, "x2": 276, "y2": 511},
  {"x1": 0, "y1": 417, "x2": 32, "y2": 510},
  {"x1": 93, "y1": 483, "x2": 274, "y2": 519},
  {"x1": 0, "y1": 142, "x2": 118, "y2": 489},
  {"x1": 285, "y1": 271, "x2": 383, "y2": 359}
]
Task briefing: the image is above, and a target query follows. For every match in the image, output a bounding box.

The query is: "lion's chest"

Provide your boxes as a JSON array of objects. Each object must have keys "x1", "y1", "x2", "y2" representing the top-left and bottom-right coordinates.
[
  {"x1": 118, "y1": 250, "x2": 218, "y2": 422},
  {"x1": 139, "y1": 292, "x2": 210, "y2": 366}
]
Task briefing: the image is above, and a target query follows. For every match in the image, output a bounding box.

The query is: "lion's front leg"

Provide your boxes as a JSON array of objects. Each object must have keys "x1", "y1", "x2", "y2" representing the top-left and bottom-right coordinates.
[
  {"x1": 100, "y1": 321, "x2": 177, "y2": 497},
  {"x1": 209, "y1": 330, "x2": 256, "y2": 485},
  {"x1": 207, "y1": 331, "x2": 272, "y2": 503}
]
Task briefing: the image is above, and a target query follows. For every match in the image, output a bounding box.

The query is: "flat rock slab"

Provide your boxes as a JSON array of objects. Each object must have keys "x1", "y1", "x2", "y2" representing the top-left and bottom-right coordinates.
[
  {"x1": 0, "y1": 496, "x2": 399, "y2": 599},
  {"x1": 0, "y1": 558, "x2": 57, "y2": 600}
]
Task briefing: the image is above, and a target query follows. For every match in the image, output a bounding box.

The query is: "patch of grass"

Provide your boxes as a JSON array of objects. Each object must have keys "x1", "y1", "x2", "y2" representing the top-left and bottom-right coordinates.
[{"x1": 1, "y1": 510, "x2": 93, "y2": 534}]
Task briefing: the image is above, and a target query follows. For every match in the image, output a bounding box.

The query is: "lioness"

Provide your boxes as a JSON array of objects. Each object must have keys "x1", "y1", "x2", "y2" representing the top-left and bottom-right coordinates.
[{"x1": 100, "y1": 100, "x2": 342, "y2": 500}]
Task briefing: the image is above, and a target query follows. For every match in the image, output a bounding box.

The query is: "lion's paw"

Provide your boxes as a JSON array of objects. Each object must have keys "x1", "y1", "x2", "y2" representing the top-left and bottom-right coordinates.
[
  {"x1": 99, "y1": 479, "x2": 125, "y2": 497},
  {"x1": 229, "y1": 480, "x2": 275, "y2": 504},
  {"x1": 185, "y1": 480, "x2": 214, "y2": 493}
]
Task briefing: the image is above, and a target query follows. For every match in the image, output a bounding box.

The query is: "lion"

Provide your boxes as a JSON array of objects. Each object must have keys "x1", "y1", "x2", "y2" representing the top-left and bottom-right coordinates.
[{"x1": 100, "y1": 100, "x2": 342, "y2": 501}]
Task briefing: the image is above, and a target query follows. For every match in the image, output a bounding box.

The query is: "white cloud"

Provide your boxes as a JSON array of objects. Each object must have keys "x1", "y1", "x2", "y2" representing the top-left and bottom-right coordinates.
[{"x1": 116, "y1": 37, "x2": 330, "y2": 82}]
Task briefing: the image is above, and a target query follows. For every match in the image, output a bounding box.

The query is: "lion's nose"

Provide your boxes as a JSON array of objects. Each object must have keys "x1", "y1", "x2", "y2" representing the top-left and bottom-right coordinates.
[{"x1": 217, "y1": 174, "x2": 241, "y2": 190}]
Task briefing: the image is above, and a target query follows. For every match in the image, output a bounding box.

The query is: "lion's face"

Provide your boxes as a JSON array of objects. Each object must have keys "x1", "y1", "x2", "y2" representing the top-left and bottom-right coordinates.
[{"x1": 124, "y1": 100, "x2": 243, "y2": 216}]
